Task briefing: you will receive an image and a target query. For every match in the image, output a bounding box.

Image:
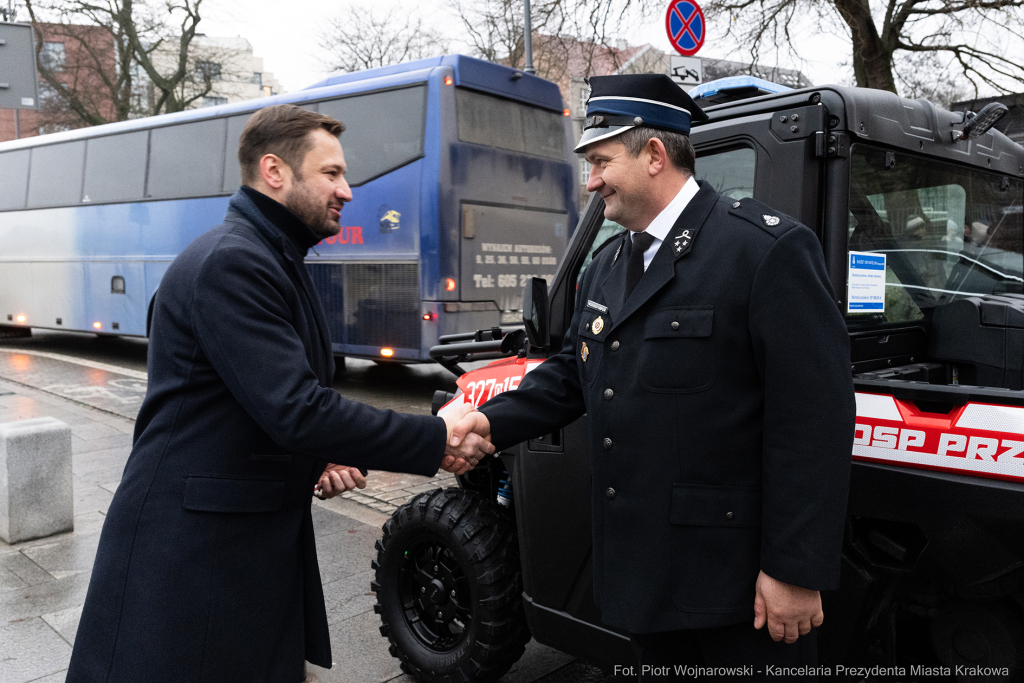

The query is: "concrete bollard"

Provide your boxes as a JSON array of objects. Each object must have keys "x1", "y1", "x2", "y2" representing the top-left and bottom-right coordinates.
[{"x1": 0, "y1": 417, "x2": 74, "y2": 544}]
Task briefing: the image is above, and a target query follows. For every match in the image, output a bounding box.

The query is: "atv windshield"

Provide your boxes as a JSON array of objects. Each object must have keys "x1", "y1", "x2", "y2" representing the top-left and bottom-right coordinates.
[{"x1": 846, "y1": 145, "x2": 1024, "y2": 329}]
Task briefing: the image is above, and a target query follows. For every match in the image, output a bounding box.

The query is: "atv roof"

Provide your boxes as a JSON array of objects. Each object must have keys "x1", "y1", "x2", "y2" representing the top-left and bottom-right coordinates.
[{"x1": 693, "y1": 81, "x2": 1024, "y2": 178}]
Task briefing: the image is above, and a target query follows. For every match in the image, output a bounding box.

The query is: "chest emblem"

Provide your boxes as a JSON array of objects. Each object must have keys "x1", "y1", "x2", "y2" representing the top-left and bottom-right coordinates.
[
  {"x1": 591, "y1": 316, "x2": 605, "y2": 334},
  {"x1": 763, "y1": 214, "x2": 780, "y2": 227},
  {"x1": 673, "y1": 229, "x2": 692, "y2": 256},
  {"x1": 581, "y1": 341, "x2": 590, "y2": 362}
]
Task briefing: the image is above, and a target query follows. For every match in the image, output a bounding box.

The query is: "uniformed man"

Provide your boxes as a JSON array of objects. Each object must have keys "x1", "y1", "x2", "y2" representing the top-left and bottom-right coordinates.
[{"x1": 452, "y1": 74, "x2": 856, "y2": 676}]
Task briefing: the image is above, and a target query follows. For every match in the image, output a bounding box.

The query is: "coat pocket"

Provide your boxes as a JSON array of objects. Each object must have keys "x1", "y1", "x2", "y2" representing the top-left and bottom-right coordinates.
[
  {"x1": 669, "y1": 483, "x2": 761, "y2": 612},
  {"x1": 183, "y1": 475, "x2": 285, "y2": 513},
  {"x1": 639, "y1": 307, "x2": 714, "y2": 393}
]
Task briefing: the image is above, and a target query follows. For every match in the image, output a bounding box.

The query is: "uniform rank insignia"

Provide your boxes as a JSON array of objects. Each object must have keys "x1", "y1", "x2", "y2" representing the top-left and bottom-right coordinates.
[
  {"x1": 612, "y1": 243, "x2": 622, "y2": 264},
  {"x1": 763, "y1": 214, "x2": 780, "y2": 227},
  {"x1": 673, "y1": 229, "x2": 692, "y2": 256},
  {"x1": 591, "y1": 316, "x2": 604, "y2": 334},
  {"x1": 581, "y1": 341, "x2": 590, "y2": 362}
]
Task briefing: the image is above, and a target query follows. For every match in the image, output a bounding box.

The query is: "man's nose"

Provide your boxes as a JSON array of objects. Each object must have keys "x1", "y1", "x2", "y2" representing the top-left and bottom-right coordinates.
[
  {"x1": 585, "y1": 166, "x2": 603, "y2": 193},
  {"x1": 337, "y1": 178, "x2": 353, "y2": 202}
]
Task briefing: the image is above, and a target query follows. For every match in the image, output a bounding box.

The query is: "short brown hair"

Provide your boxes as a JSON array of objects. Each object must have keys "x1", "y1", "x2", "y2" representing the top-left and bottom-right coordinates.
[
  {"x1": 238, "y1": 105, "x2": 345, "y2": 185},
  {"x1": 618, "y1": 126, "x2": 696, "y2": 176}
]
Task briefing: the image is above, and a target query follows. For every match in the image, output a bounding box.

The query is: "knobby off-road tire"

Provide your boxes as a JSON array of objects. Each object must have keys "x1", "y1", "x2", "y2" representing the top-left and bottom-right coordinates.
[{"x1": 372, "y1": 488, "x2": 530, "y2": 683}]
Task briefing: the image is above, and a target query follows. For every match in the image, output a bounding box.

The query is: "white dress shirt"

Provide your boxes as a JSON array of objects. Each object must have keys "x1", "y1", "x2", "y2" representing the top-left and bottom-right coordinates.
[{"x1": 635, "y1": 175, "x2": 700, "y2": 271}]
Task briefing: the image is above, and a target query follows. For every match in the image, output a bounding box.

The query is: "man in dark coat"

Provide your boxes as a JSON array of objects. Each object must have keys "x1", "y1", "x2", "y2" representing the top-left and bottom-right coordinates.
[
  {"x1": 67, "y1": 105, "x2": 489, "y2": 683},
  {"x1": 453, "y1": 75, "x2": 855, "y2": 674}
]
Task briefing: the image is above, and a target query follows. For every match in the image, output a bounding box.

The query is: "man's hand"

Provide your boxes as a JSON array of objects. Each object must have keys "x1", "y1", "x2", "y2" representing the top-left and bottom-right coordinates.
[
  {"x1": 315, "y1": 464, "x2": 367, "y2": 499},
  {"x1": 753, "y1": 570, "x2": 823, "y2": 643},
  {"x1": 437, "y1": 403, "x2": 495, "y2": 475}
]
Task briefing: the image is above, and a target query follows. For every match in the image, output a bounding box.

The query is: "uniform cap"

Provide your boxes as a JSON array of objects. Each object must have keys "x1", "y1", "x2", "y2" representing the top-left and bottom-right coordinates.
[{"x1": 576, "y1": 74, "x2": 708, "y2": 153}]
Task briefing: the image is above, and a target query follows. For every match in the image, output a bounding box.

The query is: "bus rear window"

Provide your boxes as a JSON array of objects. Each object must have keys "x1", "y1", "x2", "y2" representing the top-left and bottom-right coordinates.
[
  {"x1": 456, "y1": 88, "x2": 567, "y2": 160},
  {"x1": 0, "y1": 150, "x2": 30, "y2": 211}
]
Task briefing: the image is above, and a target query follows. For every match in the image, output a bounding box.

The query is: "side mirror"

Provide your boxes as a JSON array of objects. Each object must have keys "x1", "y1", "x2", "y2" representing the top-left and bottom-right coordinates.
[{"x1": 522, "y1": 277, "x2": 550, "y2": 349}]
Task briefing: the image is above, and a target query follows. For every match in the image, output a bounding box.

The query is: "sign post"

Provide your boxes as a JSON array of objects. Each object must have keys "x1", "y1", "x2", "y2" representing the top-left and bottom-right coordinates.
[
  {"x1": 665, "y1": 0, "x2": 704, "y2": 92},
  {"x1": 0, "y1": 22, "x2": 40, "y2": 138}
]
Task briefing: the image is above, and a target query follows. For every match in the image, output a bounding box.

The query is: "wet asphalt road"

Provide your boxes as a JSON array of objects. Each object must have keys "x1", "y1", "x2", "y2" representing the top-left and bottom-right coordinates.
[{"x1": 0, "y1": 328, "x2": 617, "y2": 683}]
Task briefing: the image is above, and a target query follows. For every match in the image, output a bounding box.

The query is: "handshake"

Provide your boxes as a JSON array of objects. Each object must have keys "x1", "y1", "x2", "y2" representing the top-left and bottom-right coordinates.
[
  {"x1": 314, "y1": 403, "x2": 495, "y2": 499},
  {"x1": 438, "y1": 403, "x2": 495, "y2": 475}
]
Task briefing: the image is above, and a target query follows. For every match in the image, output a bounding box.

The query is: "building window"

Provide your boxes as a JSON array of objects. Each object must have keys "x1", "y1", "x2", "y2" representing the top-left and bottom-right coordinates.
[
  {"x1": 195, "y1": 60, "x2": 222, "y2": 82},
  {"x1": 580, "y1": 159, "x2": 592, "y2": 185},
  {"x1": 262, "y1": 85, "x2": 274, "y2": 97},
  {"x1": 251, "y1": 72, "x2": 262, "y2": 86},
  {"x1": 40, "y1": 42, "x2": 66, "y2": 71},
  {"x1": 202, "y1": 96, "x2": 228, "y2": 107},
  {"x1": 579, "y1": 86, "x2": 590, "y2": 112}
]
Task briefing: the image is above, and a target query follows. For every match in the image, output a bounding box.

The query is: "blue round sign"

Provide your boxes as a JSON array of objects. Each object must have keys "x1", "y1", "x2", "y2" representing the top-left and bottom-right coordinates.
[{"x1": 665, "y1": 0, "x2": 706, "y2": 56}]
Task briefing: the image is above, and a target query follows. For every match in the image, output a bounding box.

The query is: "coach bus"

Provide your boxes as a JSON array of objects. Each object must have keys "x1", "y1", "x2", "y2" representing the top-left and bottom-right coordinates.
[{"x1": 0, "y1": 55, "x2": 578, "y2": 363}]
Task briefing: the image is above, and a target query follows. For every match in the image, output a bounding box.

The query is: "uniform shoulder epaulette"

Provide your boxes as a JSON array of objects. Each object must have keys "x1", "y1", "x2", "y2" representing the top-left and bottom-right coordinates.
[
  {"x1": 725, "y1": 197, "x2": 798, "y2": 238},
  {"x1": 591, "y1": 230, "x2": 627, "y2": 260}
]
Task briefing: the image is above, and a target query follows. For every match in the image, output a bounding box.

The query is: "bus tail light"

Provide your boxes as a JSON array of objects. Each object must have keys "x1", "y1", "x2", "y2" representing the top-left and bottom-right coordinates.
[
  {"x1": 380, "y1": 348, "x2": 395, "y2": 357},
  {"x1": 444, "y1": 76, "x2": 453, "y2": 86},
  {"x1": 445, "y1": 278, "x2": 457, "y2": 292},
  {"x1": 16, "y1": 315, "x2": 26, "y2": 323},
  {"x1": 423, "y1": 312, "x2": 437, "y2": 321},
  {"x1": 93, "y1": 322, "x2": 102, "y2": 329},
  {"x1": 563, "y1": 108, "x2": 570, "y2": 116}
]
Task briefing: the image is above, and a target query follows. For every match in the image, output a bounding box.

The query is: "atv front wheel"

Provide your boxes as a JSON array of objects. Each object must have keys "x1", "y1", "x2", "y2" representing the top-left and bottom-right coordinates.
[{"x1": 372, "y1": 488, "x2": 529, "y2": 683}]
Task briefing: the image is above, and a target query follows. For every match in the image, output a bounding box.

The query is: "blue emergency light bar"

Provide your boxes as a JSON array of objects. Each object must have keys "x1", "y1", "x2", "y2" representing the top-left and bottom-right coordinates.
[{"x1": 689, "y1": 76, "x2": 792, "y2": 106}]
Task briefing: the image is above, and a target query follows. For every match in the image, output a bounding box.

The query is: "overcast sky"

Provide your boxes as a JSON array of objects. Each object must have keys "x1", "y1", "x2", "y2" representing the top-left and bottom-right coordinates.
[{"x1": 200, "y1": 0, "x2": 851, "y2": 95}]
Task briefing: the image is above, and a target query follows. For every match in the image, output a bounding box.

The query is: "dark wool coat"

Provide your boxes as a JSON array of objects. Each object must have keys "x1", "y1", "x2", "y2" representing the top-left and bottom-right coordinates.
[
  {"x1": 66, "y1": 188, "x2": 446, "y2": 683},
  {"x1": 480, "y1": 182, "x2": 856, "y2": 635}
]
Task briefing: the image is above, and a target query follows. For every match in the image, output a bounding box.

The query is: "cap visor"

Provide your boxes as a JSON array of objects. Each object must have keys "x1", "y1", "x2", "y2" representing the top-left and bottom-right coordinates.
[{"x1": 574, "y1": 124, "x2": 635, "y2": 153}]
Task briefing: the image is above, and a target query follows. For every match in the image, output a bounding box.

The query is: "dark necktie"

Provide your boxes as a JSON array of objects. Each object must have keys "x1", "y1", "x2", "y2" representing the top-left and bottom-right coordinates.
[{"x1": 625, "y1": 231, "x2": 656, "y2": 299}]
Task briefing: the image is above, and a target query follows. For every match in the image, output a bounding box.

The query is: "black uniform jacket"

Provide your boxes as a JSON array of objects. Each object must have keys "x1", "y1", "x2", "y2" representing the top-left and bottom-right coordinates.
[
  {"x1": 480, "y1": 182, "x2": 855, "y2": 634},
  {"x1": 66, "y1": 188, "x2": 446, "y2": 683}
]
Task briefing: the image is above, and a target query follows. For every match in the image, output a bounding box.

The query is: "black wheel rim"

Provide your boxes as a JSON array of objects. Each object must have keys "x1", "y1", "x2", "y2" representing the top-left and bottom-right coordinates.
[{"x1": 397, "y1": 537, "x2": 472, "y2": 652}]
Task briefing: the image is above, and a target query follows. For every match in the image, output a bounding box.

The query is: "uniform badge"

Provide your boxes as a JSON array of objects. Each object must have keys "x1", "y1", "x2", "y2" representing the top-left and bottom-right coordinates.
[
  {"x1": 581, "y1": 341, "x2": 590, "y2": 362},
  {"x1": 613, "y1": 243, "x2": 622, "y2": 264},
  {"x1": 673, "y1": 229, "x2": 692, "y2": 256},
  {"x1": 591, "y1": 316, "x2": 604, "y2": 334},
  {"x1": 763, "y1": 214, "x2": 780, "y2": 227}
]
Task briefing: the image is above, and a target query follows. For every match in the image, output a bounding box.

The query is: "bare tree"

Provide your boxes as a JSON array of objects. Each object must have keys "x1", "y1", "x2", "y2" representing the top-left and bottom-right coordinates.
[
  {"x1": 23, "y1": 0, "x2": 219, "y2": 130},
  {"x1": 702, "y1": 0, "x2": 1024, "y2": 98},
  {"x1": 450, "y1": 0, "x2": 650, "y2": 83},
  {"x1": 319, "y1": 4, "x2": 450, "y2": 73}
]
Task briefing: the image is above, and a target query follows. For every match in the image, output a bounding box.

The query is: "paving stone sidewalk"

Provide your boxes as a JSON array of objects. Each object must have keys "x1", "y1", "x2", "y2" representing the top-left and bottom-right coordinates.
[{"x1": 0, "y1": 376, "x2": 577, "y2": 683}]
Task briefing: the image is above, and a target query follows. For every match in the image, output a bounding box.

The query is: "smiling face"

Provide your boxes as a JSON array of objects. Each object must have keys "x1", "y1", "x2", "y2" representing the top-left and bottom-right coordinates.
[
  {"x1": 282, "y1": 128, "x2": 353, "y2": 239},
  {"x1": 583, "y1": 137, "x2": 653, "y2": 232}
]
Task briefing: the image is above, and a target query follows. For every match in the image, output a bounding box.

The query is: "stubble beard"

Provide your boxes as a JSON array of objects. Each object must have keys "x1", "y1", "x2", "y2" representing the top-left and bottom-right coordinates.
[{"x1": 283, "y1": 177, "x2": 340, "y2": 240}]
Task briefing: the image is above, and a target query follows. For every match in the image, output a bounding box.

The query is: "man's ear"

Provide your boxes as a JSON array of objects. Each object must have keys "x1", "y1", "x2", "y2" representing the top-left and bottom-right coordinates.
[
  {"x1": 646, "y1": 137, "x2": 668, "y2": 177},
  {"x1": 260, "y1": 154, "x2": 289, "y2": 190}
]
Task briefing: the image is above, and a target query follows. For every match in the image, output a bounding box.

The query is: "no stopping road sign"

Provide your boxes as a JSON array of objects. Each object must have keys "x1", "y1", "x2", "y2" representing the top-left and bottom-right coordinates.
[{"x1": 665, "y1": 0, "x2": 706, "y2": 57}]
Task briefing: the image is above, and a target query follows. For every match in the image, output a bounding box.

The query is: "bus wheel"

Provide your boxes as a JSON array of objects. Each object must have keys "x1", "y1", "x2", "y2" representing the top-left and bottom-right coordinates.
[
  {"x1": 0, "y1": 325, "x2": 31, "y2": 339},
  {"x1": 373, "y1": 488, "x2": 529, "y2": 683}
]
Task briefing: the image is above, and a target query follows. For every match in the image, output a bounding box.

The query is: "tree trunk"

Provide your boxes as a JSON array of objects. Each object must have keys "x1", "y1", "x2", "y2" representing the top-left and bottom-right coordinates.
[{"x1": 832, "y1": 0, "x2": 898, "y2": 92}]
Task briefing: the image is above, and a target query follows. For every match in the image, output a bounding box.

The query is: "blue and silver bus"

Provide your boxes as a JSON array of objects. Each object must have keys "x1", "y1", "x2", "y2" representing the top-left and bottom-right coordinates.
[{"x1": 0, "y1": 55, "x2": 578, "y2": 362}]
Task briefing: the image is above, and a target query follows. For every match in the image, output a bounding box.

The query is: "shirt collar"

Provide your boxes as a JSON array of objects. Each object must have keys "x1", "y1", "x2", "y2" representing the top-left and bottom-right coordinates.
[{"x1": 643, "y1": 175, "x2": 700, "y2": 243}]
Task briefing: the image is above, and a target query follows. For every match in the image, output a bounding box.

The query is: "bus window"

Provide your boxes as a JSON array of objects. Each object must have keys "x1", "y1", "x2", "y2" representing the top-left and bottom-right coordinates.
[
  {"x1": 83, "y1": 132, "x2": 148, "y2": 204},
  {"x1": 456, "y1": 88, "x2": 566, "y2": 161},
  {"x1": 28, "y1": 141, "x2": 86, "y2": 208},
  {"x1": 147, "y1": 118, "x2": 227, "y2": 199},
  {"x1": 223, "y1": 114, "x2": 252, "y2": 193},
  {"x1": 696, "y1": 146, "x2": 755, "y2": 199},
  {"x1": 0, "y1": 150, "x2": 30, "y2": 211},
  {"x1": 318, "y1": 86, "x2": 427, "y2": 186}
]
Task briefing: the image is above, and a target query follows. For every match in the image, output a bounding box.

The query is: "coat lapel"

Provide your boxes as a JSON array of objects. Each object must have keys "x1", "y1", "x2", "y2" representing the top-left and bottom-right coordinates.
[
  {"x1": 600, "y1": 232, "x2": 632, "y2": 325},
  {"x1": 603, "y1": 181, "x2": 720, "y2": 332}
]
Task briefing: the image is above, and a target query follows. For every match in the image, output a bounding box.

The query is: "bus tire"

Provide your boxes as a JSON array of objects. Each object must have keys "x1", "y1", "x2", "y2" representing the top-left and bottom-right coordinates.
[
  {"x1": 0, "y1": 325, "x2": 31, "y2": 338},
  {"x1": 372, "y1": 487, "x2": 529, "y2": 683}
]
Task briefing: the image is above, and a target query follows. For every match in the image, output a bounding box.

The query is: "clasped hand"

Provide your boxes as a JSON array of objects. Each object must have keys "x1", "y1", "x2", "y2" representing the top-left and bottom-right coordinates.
[{"x1": 438, "y1": 403, "x2": 495, "y2": 475}]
